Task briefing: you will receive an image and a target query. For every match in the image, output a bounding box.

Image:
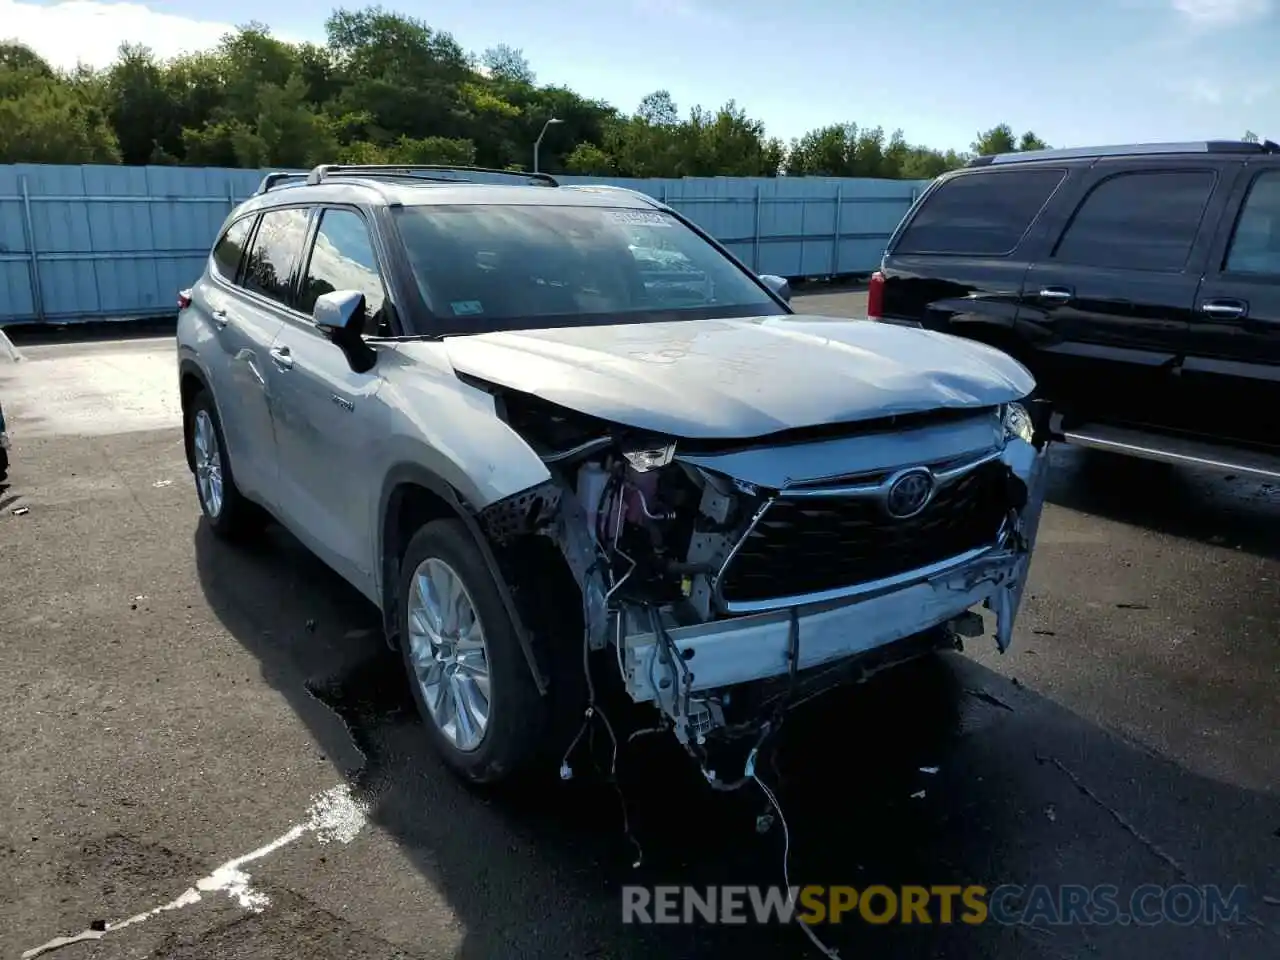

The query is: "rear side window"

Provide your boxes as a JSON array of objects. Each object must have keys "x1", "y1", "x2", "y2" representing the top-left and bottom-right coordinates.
[
  {"x1": 211, "y1": 217, "x2": 252, "y2": 281},
  {"x1": 1224, "y1": 170, "x2": 1280, "y2": 275},
  {"x1": 1052, "y1": 170, "x2": 1215, "y2": 272},
  {"x1": 893, "y1": 169, "x2": 1065, "y2": 256},
  {"x1": 242, "y1": 207, "x2": 311, "y2": 306}
]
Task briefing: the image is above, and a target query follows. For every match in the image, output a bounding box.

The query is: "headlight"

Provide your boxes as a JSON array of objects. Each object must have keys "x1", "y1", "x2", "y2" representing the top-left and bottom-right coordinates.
[{"x1": 1002, "y1": 402, "x2": 1035, "y2": 444}]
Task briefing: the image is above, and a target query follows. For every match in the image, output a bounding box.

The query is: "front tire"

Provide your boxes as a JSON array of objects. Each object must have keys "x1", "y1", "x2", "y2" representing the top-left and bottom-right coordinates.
[
  {"x1": 186, "y1": 390, "x2": 265, "y2": 541},
  {"x1": 397, "y1": 519, "x2": 549, "y2": 785}
]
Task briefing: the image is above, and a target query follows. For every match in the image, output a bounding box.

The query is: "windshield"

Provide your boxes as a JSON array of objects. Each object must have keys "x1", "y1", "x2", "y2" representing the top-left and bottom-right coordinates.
[{"x1": 392, "y1": 203, "x2": 785, "y2": 335}]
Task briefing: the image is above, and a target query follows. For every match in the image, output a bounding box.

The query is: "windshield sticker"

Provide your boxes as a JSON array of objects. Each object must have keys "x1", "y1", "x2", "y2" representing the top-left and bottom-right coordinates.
[
  {"x1": 609, "y1": 209, "x2": 673, "y2": 227},
  {"x1": 450, "y1": 300, "x2": 484, "y2": 316}
]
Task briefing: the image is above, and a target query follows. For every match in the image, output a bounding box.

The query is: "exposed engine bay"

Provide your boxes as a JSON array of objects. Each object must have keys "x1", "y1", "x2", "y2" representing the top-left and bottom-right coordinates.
[{"x1": 477, "y1": 385, "x2": 1054, "y2": 765}]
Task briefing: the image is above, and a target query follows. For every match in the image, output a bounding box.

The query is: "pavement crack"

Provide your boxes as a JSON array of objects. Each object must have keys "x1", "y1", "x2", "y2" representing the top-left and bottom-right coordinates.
[
  {"x1": 1037, "y1": 753, "x2": 1188, "y2": 881},
  {"x1": 1035, "y1": 753, "x2": 1267, "y2": 928},
  {"x1": 966, "y1": 687, "x2": 1015, "y2": 712}
]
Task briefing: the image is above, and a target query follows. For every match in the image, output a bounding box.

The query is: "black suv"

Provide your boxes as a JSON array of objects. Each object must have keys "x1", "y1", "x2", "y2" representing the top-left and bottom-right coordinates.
[{"x1": 868, "y1": 140, "x2": 1280, "y2": 481}]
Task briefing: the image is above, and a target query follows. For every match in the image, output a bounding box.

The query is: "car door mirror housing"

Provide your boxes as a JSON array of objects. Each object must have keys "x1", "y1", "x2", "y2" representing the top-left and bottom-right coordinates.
[
  {"x1": 313, "y1": 289, "x2": 365, "y2": 336},
  {"x1": 759, "y1": 274, "x2": 791, "y2": 304},
  {"x1": 312, "y1": 289, "x2": 376, "y2": 373}
]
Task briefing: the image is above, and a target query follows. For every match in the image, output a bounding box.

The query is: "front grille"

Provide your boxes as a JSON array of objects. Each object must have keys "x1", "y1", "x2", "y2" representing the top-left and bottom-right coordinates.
[{"x1": 718, "y1": 461, "x2": 1012, "y2": 606}]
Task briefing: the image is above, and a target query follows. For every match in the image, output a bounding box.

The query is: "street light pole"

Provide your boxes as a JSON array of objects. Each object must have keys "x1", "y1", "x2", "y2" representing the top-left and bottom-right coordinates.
[{"x1": 533, "y1": 117, "x2": 563, "y2": 173}]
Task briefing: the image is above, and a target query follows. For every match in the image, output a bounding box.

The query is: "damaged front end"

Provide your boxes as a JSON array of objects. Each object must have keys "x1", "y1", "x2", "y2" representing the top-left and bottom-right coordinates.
[{"x1": 478, "y1": 388, "x2": 1053, "y2": 758}]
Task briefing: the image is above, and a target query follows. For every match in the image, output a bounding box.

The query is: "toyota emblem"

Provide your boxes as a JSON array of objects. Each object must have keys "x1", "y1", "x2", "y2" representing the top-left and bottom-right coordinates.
[{"x1": 884, "y1": 469, "x2": 935, "y2": 519}]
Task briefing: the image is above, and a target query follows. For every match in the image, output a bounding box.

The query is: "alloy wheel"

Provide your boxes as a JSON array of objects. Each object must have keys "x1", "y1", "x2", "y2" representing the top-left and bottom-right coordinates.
[
  {"x1": 406, "y1": 557, "x2": 492, "y2": 752},
  {"x1": 192, "y1": 409, "x2": 224, "y2": 518}
]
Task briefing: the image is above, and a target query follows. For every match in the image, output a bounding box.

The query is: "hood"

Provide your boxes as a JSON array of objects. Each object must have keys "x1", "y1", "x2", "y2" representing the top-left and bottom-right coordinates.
[{"x1": 439, "y1": 314, "x2": 1035, "y2": 439}]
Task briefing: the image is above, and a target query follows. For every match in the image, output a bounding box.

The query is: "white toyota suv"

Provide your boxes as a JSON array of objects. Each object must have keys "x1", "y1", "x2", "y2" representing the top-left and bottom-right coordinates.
[{"x1": 176, "y1": 164, "x2": 1053, "y2": 787}]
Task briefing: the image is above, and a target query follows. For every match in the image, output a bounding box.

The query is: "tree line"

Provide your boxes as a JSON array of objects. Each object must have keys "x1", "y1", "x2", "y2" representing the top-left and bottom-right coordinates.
[{"x1": 2, "y1": 6, "x2": 1056, "y2": 177}]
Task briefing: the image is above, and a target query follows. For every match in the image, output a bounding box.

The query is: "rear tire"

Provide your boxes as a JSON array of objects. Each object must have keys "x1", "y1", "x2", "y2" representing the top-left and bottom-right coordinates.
[
  {"x1": 186, "y1": 389, "x2": 266, "y2": 541},
  {"x1": 397, "y1": 519, "x2": 551, "y2": 785}
]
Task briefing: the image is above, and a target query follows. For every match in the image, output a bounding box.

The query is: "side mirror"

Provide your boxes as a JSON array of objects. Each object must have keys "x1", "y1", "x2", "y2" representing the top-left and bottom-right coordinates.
[
  {"x1": 314, "y1": 289, "x2": 365, "y2": 337},
  {"x1": 313, "y1": 289, "x2": 376, "y2": 373},
  {"x1": 760, "y1": 274, "x2": 791, "y2": 304}
]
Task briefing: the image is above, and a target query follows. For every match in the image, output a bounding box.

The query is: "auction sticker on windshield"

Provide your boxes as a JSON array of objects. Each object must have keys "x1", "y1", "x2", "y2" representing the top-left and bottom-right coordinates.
[{"x1": 609, "y1": 210, "x2": 673, "y2": 226}]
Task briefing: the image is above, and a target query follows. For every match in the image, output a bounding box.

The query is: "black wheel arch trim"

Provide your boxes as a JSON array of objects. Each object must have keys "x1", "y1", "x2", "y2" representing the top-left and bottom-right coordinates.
[
  {"x1": 378, "y1": 462, "x2": 550, "y2": 696},
  {"x1": 178, "y1": 357, "x2": 215, "y2": 472}
]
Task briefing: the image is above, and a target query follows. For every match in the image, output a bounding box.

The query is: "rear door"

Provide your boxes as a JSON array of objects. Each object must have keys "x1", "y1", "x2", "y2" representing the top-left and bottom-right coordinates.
[
  {"x1": 223, "y1": 205, "x2": 313, "y2": 507},
  {"x1": 1018, "y1": 159, "x2": 1241, "y2": 429},
  {"x1": 878, "y1": 165, "x2": 1069, "y2": 352},
  {"x1": 194, "y1": 213, "x2": 256, "y2": 466},
  {"x1": 1184, "y1": 164, "x2": 1280, "y2": 449}
]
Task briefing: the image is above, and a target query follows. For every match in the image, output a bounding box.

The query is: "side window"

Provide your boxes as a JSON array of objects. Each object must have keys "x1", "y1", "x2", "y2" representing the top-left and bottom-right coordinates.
[
  {"x1": 298, "y1": 208, "x2": 390, "y2": 336},
  {"x1": 242, "y1": 207, "x2": 311, "y2": 306},
  {"x1": 1224, "y1": 170, "x2": 1280, "y2": 276},
  {"x1": 893, "y1": 169, "x2": 1066, "y2": 256},
  {"x1": 211, "y1": 217, "x2": 253, "y2": 282},
  {"x1": 1053, "y1": 170, "x2": 1215, "y2": 272}
]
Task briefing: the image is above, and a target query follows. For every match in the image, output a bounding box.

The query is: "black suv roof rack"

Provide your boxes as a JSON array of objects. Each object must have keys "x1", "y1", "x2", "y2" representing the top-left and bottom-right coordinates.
[
  {"x1": 303, "y1": 164, "x2": 560, "y2": 187},
  {"x1": 966, "y1": 139, "x2": 1280, "y2": 167}
]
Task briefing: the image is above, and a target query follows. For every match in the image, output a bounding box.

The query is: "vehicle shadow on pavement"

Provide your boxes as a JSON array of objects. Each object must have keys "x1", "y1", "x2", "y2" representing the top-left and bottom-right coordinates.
[
  {"x1": 194, "y1": 522, "x2": 1280, "y2": 960},
  {"x1": 1045, "y1": 446, "x2": 1280, "y2": 562}
]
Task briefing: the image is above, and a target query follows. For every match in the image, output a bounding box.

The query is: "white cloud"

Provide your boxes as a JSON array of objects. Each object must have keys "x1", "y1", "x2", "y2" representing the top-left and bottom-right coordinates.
[
  {"x1": 1170, "y1": 0, "x2": 1272, "y2": 26},
  {"x1": 1, "y1": 1, "x2": 240, "y2": 70},
  {"x1": 1167, "y1": 72, "x2": 1275, "y2": 111}
]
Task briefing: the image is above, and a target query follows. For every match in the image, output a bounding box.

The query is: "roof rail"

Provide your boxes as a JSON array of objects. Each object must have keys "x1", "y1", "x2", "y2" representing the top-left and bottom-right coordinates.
[
  {"x1": 562, "y1": 183, "x2": 663, "y2": 204},
  {"x1": 304, "y1": 164, "x2": 559, "y2": 187},
  {"x1": 966, "y1": 140, "x2": 1280, "y2": 167},
  {"x1": 254, "y1": 171, "x2": 308, "y2": 195}
]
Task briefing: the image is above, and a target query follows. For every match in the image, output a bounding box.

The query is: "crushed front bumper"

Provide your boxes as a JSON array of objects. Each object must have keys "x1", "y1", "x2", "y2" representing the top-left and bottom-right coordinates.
[{"x1": 618, "y1": 430, "x2": 1050, "y2": 740}]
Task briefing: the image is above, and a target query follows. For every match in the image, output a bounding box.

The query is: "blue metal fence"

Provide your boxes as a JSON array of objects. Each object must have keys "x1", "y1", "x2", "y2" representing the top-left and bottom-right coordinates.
[{"x1": 0, "y1": 164, "x2": 928, "y2": 325}]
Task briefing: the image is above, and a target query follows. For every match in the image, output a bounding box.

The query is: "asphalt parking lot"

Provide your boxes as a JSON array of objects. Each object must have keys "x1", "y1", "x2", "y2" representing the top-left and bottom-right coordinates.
[{"x1": 1, "y1": 288, "x2": 1278, "y2": 960}]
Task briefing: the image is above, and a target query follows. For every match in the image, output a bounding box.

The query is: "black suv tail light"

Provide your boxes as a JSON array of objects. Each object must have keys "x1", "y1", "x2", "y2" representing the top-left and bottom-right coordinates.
[{"x1": 867, "y1": 271, "x2": 884, "y2": 321}]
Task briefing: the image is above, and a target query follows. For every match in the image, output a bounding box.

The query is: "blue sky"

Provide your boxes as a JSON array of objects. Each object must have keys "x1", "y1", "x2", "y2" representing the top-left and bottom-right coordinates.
[{"x1": 4, "y1": 0, "x2": 1277, "y2": 152}]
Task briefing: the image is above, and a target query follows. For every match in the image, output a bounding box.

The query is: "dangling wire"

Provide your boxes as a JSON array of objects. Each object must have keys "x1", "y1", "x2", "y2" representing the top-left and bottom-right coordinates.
[{"x1": 750, "y1": 758, "x2": 843, "y2": 960}]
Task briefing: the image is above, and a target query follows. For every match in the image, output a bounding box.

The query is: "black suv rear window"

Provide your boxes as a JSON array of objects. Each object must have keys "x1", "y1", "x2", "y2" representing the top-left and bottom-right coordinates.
[{"x1": 893, "y1": 169, "x2": 1065, "y2": 256}]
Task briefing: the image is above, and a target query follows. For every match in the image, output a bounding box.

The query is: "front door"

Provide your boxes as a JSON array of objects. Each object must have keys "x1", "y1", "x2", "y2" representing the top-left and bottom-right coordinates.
[
  {"x1": 268, "y1": 206, "x2": 393, "y2": 597},
  {"x1": 1184, "y1": 166, "x2": 1280, "y2": 450},
  {"x1": 1018, "y1": 162, "x2": 1237, "y2": 431}
]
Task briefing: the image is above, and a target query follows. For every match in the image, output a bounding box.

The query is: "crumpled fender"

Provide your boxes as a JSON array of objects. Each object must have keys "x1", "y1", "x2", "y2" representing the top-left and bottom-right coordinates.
[{"x1": 989, "y1": 432, "x2": 1051, "y2": 652}]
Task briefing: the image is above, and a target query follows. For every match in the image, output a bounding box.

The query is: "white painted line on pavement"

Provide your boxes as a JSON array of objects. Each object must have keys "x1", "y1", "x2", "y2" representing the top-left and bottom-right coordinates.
[
  {"x1": 0, "y1": 329, "x2": 24, "y2": 363},
  {"x1": 21, "y1": 783, "x2": 370, "y2": 959}
]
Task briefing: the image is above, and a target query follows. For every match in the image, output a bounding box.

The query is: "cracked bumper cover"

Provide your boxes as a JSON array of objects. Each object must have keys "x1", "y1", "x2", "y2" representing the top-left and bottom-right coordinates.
[{"x1": 621, "y1": 433, "x2": 1050, "y2": 704}]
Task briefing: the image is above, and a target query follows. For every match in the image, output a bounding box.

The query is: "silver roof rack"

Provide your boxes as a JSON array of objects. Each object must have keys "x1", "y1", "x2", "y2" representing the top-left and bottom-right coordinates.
[
  {"x1": 967, "y1": 139, "x2": 1280, "y2": 167},
  {"x1": 254, "y1": 171, "x2": 308, "y2": 195},
  {"x1": 303, "y1": 164, "x2": 559, "y2": 187}
]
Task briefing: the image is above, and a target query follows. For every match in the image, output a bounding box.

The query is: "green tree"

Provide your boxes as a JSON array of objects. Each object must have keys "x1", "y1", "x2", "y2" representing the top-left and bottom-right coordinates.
[
  {"x1": 480, "y1": 44, "x2": 534, "y2": 85},
  {"x1": 0, "y1": 11, "x2": 1055, "y2": 179},
  {"x1": 971, "y1": 124, "x2": 1048, "y2": 156},
  {"x1": 0, "y1": 47, "x2": 121, "y2": 163},
  {"x1": 564, "y1": 142, "x2": 614, "y2": 175}
]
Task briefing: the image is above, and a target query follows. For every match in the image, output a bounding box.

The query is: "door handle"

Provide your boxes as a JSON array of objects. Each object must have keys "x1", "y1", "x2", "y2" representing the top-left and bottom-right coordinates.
[
  {"x1": 1200, "y1": 299, "x2": 1247, "y2": 319},
  {"x1": 269, "y1": 346, "x2": 293, "y2": 370},
  {"x1": 210, "y1": 309, "x2": 228, "y2": 329},
  {"x1": 1038, "y1": 287, "x2": 1074, "y2": 303}
]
